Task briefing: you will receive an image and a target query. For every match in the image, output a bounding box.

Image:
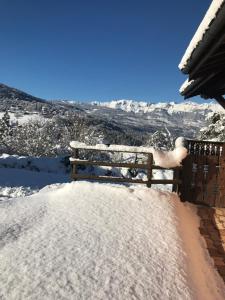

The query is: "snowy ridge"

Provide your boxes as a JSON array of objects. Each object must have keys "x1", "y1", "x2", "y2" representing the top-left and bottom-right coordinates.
[
  {"x1": 91, "y1": 99, "x2": 224, "y2": 114},
  {"x1": 0, "y1": 83, "x2": 45, "y2": 103}
]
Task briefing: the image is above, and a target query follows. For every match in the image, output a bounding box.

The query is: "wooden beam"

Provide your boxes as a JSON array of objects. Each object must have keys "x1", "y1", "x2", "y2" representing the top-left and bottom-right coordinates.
[
  {"x1": 71, "y1": 159, "x2": 148, "y2": 169},
  {"x1": 71, "y1": 174, "x2": 181, "y2": 185},
  {"x1": 201, "y1": 88, "x2": 225, "y2": 99},
  {"x1": 147, "y1": 153, "x2": 153, "y2": 187},
  {"x1": 151, "y1": 179, "x2": 181, "y2": 185},
  {"x1": 185, "y1": 68, "x2": 225, "y2": 99},
  {"x1": 198, "y1": 71, "x2": 225, "y2": 98},
  {"x1": 72, "y1": 174, "x2": 147, "y2": 184},
  {"x1": 190, "y1": 32, "x2": 225, "y2": 78},
  {"x1": 71, "y1": 159, "x2": 181, "y2": 170},
  {"x1": 210, "y1": 47, "x2": 225, "y2": 58},
  {"x1": 72, "y1": 149, "x2": 79, "y2": 180},
  {"x1": 184, "y1": 73, "x2": 215, "y2": 99},
  {"x1": 191, "y1": 58, "x2": 225, "y2": 79},
  {"x1": 152, "y1": 165, "x2": 181, "y2": 170},
  {"x1": 214, "y1": 95, "x2": 225, "y2": 109},
  {"x1": 70, "y1": 146, "x2": 152, "y2": 155}
]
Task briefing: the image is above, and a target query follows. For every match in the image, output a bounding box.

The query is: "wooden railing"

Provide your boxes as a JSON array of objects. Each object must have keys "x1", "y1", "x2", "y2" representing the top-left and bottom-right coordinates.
[{"x1": 70, "y1": 143, "x2": 181, "y2": 189}]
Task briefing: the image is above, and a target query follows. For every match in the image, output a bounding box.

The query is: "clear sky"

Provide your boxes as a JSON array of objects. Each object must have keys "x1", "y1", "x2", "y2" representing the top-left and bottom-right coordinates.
[{"x1": 0, "y1": 0, "x2": 212, "y2": 102}]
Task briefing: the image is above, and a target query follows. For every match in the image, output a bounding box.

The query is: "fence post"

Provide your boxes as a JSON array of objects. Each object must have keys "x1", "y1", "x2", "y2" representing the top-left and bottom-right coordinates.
[
  {"x1": 172, "y1": 168, "x2": 180, "y2": 193},
  {"x1": 147, "y1": 153, "x2": 153, "y2": 188},
  {"x1": 72, "y1": 149, "x2": 79, "y2": 180}
]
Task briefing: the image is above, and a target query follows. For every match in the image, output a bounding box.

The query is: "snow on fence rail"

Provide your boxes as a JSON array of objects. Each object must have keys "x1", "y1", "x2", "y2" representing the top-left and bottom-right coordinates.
[{"x1": 69, "y1": 141, "x2": 184, "y2": 189}]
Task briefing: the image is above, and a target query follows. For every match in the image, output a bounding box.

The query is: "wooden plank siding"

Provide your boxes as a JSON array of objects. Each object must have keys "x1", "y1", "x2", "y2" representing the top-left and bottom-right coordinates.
[{"x1": 179, "y1": 140, "x2": 225, "y2": 208}]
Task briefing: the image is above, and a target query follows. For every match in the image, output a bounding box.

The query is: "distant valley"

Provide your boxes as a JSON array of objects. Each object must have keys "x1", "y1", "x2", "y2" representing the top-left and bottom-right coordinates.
[{"x1": 0, "y1": 83, "x2": 224, "y2": 145}]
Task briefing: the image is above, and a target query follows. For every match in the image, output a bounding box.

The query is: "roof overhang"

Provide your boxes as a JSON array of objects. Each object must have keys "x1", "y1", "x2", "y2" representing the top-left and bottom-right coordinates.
[{"x1": 179, "y1": 0, "x2": 225, "y2": 106}]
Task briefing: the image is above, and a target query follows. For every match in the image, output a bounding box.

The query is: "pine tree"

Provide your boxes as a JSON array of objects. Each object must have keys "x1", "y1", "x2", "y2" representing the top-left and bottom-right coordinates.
[
  {"x1": 198, "y1": 112, "x2": 225, "y2": 141},
  {"x1": 2, "y1": 111, "x2": 10, "y2": 127},
  {"x1": 145, "y1": 127, "x2": 174, "y2": 150},
  {"x1": 0, "y1": 111, "x2": 11, "y2": 153}
]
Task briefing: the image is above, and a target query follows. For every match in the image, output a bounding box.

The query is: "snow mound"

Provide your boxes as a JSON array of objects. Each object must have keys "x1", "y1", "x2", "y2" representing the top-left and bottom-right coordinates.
[
  {"x1": 0, "y1": 182, "x2": 224, "y2": 299},
  {"x1": 153, "y1": 145, "x2": 187, "y2": 168},
  {"x1": 0, "y1": 186, "x2": 36, "y2": 201}
]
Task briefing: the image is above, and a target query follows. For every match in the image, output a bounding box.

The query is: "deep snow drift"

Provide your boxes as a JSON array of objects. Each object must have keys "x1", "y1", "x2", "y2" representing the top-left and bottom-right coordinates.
[{"x1": 0, "y1": 182, "x2": 224, "y2": 300}]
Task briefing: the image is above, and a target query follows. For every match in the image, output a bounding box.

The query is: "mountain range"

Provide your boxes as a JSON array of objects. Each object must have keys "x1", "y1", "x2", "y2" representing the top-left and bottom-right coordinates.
[{"x1": 0, "y1": 83, "x2": 224, "y2": 141}]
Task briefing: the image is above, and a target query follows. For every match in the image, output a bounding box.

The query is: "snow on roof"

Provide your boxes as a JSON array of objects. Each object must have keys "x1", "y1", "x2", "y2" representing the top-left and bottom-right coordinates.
[
  {"x1": 179, "y1": 0, "x2": 225, "y2": 71},
  {"x1": 179, "y1": 79, "x2": 195, "y2": 94}
]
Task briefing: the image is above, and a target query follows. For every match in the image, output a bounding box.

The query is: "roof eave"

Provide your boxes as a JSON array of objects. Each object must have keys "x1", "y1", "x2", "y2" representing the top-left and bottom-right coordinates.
[{"x1": 179, "y1": 0, "x2": 225, "y2": 74}]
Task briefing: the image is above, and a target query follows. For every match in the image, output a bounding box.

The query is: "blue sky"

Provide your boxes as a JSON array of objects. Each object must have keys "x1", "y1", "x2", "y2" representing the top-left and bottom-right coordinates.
[{"x1": 0, "y1": 0, "x2": 212, "y2": 102}]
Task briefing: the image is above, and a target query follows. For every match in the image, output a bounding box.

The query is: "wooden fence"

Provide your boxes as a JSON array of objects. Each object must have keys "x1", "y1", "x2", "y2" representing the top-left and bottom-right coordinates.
[
  {"x1": 179, "y1": 140, "x2": 225, "y2": 208},
  {"x1": 70, "y1": 144, "x2": 181, "y2": 189},
  {"x1": 70, "y1": 140, "x2": 225, "y2": 207}
]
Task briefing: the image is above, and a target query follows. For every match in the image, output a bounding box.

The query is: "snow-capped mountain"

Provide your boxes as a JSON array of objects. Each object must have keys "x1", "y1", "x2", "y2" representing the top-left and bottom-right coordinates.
[
  {"x1": 92, "y1": 99, "x2": 224, "y2": 114},
  {"x1": 1, "y1": 83, "x2": 224, "y2": 145},
  {"x1": 87, "y1": 99, "x2": 224, "y2": 140}
]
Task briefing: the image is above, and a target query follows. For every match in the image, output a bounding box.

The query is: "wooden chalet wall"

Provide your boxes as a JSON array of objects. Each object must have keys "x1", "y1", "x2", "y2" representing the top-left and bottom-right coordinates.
[{"x1": 179, "y1": 140, "x2": 225, "y2": 207}]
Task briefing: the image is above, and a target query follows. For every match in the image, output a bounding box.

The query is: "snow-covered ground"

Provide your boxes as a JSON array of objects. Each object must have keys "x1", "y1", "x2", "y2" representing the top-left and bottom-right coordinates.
[
  {"x1": 0, "y1": 168, "x2": 68, "y2": 199},
  {"x1": 0, "y1": 159, "x2": 173, "y2": 199},
  {"x1": 0, "y1": 154, "x2": 69, "y2": 200},
  {"x1": 0, "y1": 181, "x2": 225, "y2": 300},
  {"x1": 0, "y1": 150, "x2": 225, "y2": 299},
  {"x1": 0, "y1": 144, "x2": 186, "y2": 200},
  {"x1": 0, "y1": 111, "x2": 44, "y2": 125}
]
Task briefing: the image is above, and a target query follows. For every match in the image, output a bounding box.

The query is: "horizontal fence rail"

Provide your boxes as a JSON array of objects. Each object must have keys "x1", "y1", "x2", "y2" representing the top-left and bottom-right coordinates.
[{"x1": 70, "y1": 145, "x2": 181, "y2": 189}]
